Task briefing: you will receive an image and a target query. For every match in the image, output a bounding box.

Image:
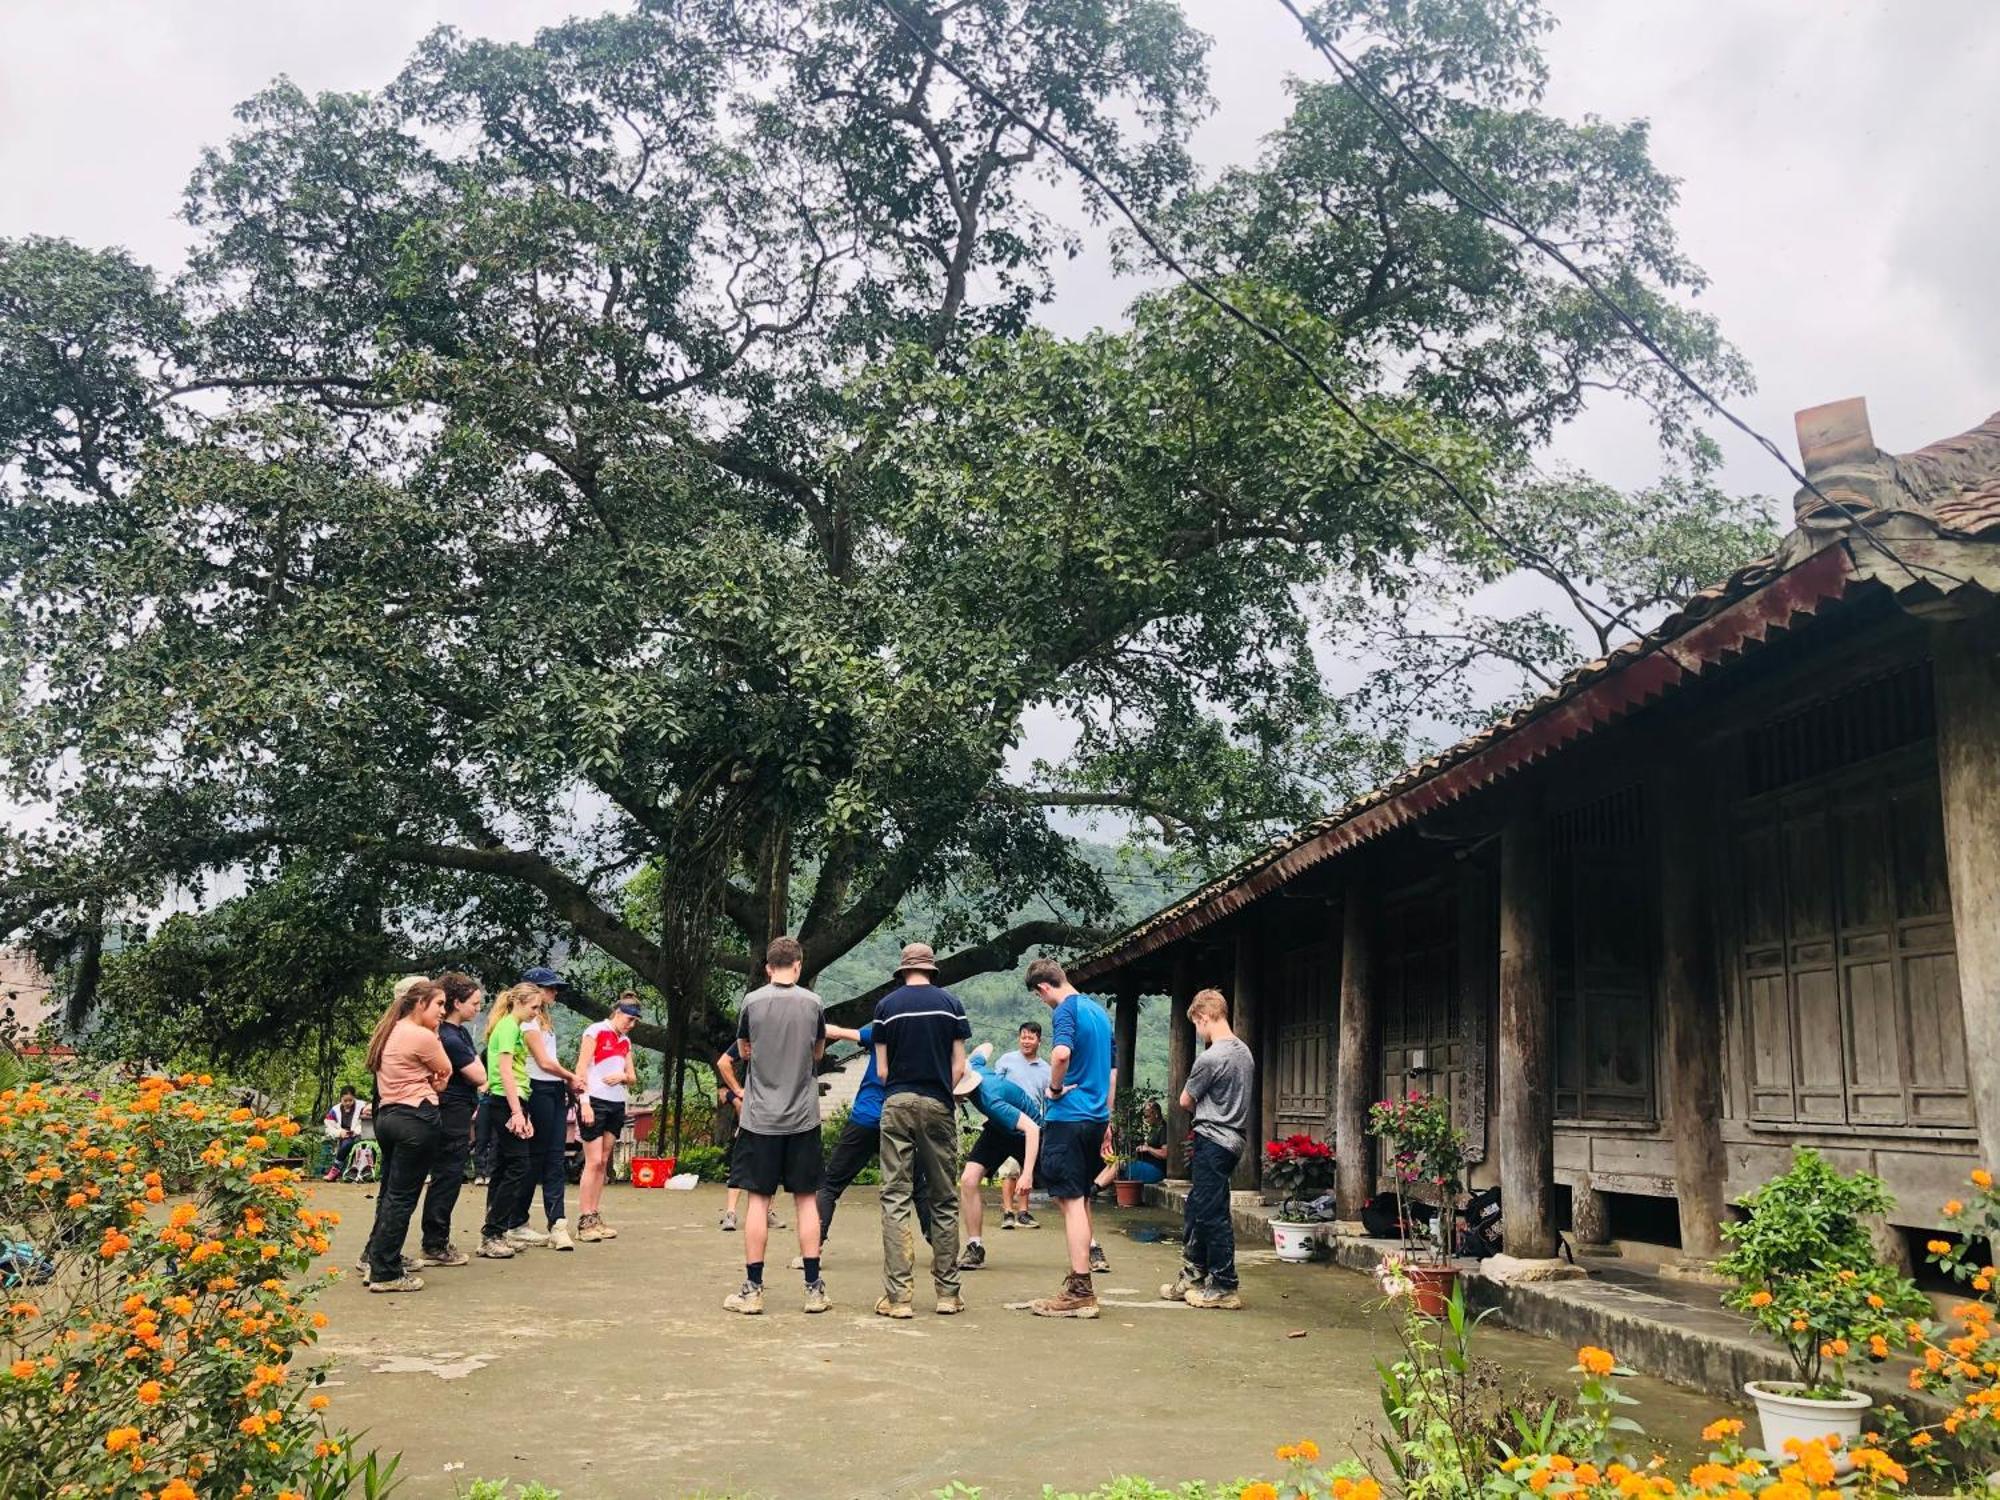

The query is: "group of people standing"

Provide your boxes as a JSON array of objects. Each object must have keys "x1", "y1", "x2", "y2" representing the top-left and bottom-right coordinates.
[
  {"x1": 351, "y1": 967, "x2": 642, "y2": 1293},
  {"x1": 719, "y1": 941, "x2": 1257, "y2": 1320}
]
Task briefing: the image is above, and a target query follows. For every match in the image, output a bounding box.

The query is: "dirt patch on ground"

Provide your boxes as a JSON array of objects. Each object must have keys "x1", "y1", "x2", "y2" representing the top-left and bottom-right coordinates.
[{"x1": 315, "y1": 1181, "x2": 1733, "y2": 1499}]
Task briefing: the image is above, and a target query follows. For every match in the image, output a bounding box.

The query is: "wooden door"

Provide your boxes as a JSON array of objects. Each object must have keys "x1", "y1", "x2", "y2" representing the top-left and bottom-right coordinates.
[{"x1": 1271, "y1": 942, "x2": 1334, "y2": 1139}]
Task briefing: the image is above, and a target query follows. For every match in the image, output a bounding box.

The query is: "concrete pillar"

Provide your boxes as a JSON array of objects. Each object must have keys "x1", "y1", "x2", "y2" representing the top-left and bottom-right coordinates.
[
  {"x1": 1166, "y1": 950, "x2": 1197, "y2": 1179},
  {"x1": 1658, "y1": 758, "x2": 1728, "y2": 1266},
  {"x1": 1498, "y1": 805, "x2": 1558, "y2": 1260},
  {"x1": 1113, "y1": 983, "x2": 1140, "y2": 1098},
  {"x1": 1334, "y1": 878, "x2": 1377, "y2": 1218},
  {"x1": 1936, "y1": 613, "x2": 2000, "y2": 1176},
  {"x1": 1570, "y1": 1183, "x2": 1611, "y2": 1250},
  {"x1": 1232, "y1": 924, "x2": 1262, "y2": 1189}
]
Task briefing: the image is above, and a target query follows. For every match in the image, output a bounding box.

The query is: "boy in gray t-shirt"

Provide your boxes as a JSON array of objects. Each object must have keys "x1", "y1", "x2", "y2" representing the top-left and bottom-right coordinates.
[{"x1": 1168, "y1": 988, "x2": 1256, "y2": 1310}]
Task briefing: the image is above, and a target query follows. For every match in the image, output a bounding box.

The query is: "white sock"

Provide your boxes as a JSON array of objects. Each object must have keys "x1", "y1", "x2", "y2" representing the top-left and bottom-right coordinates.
[{"x1": 967, "y1": 1236, "x2": 983, "y2": 1248}]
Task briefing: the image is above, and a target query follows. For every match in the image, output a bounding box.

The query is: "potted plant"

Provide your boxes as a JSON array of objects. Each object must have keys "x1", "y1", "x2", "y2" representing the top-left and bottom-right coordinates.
[
  {"x1": 1263, "y1": 1133, "x2": 1336, "y2": 1261},
  {"x1": 1716, "y1": 1147, "x2": 1928, "y2": 1454},
  {"x1": 1368, "y1": 1090, "x2": 1468, "y2": 1315},
  {"x1": 1110, "y1": 1084, "x2": 1166, "y2": 1207}
]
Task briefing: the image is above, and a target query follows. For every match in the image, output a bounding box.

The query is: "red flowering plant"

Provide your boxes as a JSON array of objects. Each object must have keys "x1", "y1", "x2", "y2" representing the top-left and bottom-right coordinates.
[
  {"x1": 1368, "y1": 1090, "x2": 1466, "y2": 1263},
  {"x1": 1264, "y1": 1134, "x2": 1336, "y2": 1223}
]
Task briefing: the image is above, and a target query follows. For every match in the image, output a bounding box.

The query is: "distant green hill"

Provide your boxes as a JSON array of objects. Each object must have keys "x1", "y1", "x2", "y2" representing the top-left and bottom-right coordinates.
[{"x1": 812, "y1": 840, "x2": 1186, "y2": 1089}]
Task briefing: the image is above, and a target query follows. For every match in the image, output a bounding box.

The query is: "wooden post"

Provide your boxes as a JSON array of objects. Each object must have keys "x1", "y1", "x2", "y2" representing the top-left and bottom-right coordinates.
[
  {"x1": 1166, "y1": 950, "x2": 1197, "y2": 1179},
  {"x1": 1334, "y1": 878, "x2": 1377, "y2": 1218},
  {"x1": 1658, "y1": 758, "x2": 1728, "y2": 1265},
  {"x1": 1570, "y1": 1183, "x2": 1611, "y2": 1250},
  {"x1": 1935, "y1": 614, "x2": 2000, "y2": 1174},
  {"x1": 1498, "y1": 805, "x2": 1558, "y2": 1259},
  {"x1": 1232, "y1": 923, "x2": 1262, "y2": 1189},
  {"x1": 1113, "y1": 983, "x2": 1140, "y2": 1096}
]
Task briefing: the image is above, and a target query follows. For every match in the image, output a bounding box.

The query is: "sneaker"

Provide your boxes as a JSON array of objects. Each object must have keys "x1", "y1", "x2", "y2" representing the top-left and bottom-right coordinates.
[
  {"x1": 1015, "y1": 1210, "x2": 1040, "y2": 1230},
  {"x1": 1030, "y1": 1273, "x2": 1100, "y2": 1319},
  {"x1": 1089, "y1": 1242, "x2": 1111, "y2": 1275},
  {"x1": 873, "y1": 1297, "x2": 914, "y2": 1320},
  {"x1": 368, "y1": 1274, "x2": 425, "y2": 1294},
  {"x1": 955, "y1": 1241, "x2": 986, "y2": 1272},
  {"x1": 1000, "y1": 1212, "x2": 1018, "y2": 1231},
  {"x1": 803, "y1": 1280, "x2": 830, "y2": 1314},
  {"x1": 1160, "y1": 1264, "x2": 1200, "y2": 1302},
  {"x1": 549, "y1": 1219, "x2": 575, "y2": 1252},
  {"x1": 352, "y1": 1253, "x2": 369, "y2": 1276},
  {"x1": 505, "y1": 1226, "x2": 549, "y2": 1248},
  {"x1": 404, "y1": 1252, "x2": 432, "y2": 1271},
  {"x1": 719, "y1": 1212, "x2": 737, "y2": 1232},
  {"x1": 722, "y1": 1280, "x2": 764, "y2": 1315},
  {"x1": 476, "y1": 1237, "x2": 517, "y2": 1260},
  {"x1": 593, "y1": 1217, "x2": 620, "y2": 1240},
  {"x1": 424, "y1": 1244, "x2": 470, "y2": 1268},
  {"x1": 935, "y1": 1292, "x2": 965, "y2": 1315},
  {"x1": 1184, "y1": 1280, "x2": 1243, "y2": 1310},
  {"x1": 767, "y1": 1210, "x2": 786, "y2": 1229},
  {"x1": 576, "y1": 1214, "x2": 608, "y2": 1244}
]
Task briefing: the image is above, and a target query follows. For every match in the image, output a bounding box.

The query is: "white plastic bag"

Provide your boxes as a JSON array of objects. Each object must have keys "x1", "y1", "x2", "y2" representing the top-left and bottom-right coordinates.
[{"x1": 665, "y1": 1172, "x2": 700, "y2": 1190}]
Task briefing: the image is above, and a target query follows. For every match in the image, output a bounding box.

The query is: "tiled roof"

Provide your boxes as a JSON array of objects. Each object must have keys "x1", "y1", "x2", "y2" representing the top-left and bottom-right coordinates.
[{"x1": 1073, "y1": 411, "x2": 2000, "y2": 983}]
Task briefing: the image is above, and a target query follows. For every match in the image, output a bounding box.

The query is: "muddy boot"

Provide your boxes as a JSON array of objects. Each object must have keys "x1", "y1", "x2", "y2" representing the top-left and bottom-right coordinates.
[
  {"x1": 1160, "y1": 1263, "x2": 1200, "y2": 1301},
  {"x1": 1030, "y1": 1272, "x2": 1100, "y2": 1319},
  {"x1": 1184, "y1": 1279, "x2": 1243, "y2": 1310},
  {"x1": 722, "y1": 1280, "x2": 764, "y2": 1315}
]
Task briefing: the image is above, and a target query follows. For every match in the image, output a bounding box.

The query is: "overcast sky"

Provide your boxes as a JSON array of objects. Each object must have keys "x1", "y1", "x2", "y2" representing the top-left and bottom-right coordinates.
[{"x1": 4, "y1": 0, "x2": 1995, "y2": 501}]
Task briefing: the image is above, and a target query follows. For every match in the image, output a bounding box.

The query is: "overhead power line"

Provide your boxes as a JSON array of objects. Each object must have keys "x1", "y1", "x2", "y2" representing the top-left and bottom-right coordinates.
[{"x1": 1268, "y1": 0, "x2": 1973, "y2": 592}]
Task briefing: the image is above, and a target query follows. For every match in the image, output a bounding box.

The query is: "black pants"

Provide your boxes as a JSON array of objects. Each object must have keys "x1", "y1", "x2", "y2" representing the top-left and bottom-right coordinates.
[
  {"x1": 816, "y1": 1117, "x2": 930, "y2": 1244},
  {"x1": 480, "y1": 1102, "x2": 534, "y2": 1241},
  {"x1": 1183, "y1": 1134, "x2": 1242, "y2": 1291},
  {"x1": 526, "y1": 1079, "x2": 569, "y2": 1229},
  {"x1": 420, "y1": 1094, "x2": 475, "y2": 1255},
  {"x1": 471, "y1": 1094, "x2": 498, "y2": 1182},
  {"x1": 366, "y1": 1103, "x2": 441, "y2": 1281}
]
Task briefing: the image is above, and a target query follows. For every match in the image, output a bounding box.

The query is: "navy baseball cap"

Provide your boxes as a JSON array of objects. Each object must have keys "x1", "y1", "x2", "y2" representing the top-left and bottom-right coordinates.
[
  {"x1": 520, "y1": 966, "x2": 567, "y2": 989},
  {"x1": 613, "y1": 1000, "x2": 643, "y2": 1017}
]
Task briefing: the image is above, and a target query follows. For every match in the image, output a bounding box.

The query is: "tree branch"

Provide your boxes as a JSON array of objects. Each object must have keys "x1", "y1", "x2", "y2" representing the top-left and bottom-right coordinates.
[{"x1": 822, "y1": 919, "x2": 1111, "y2": 1027}]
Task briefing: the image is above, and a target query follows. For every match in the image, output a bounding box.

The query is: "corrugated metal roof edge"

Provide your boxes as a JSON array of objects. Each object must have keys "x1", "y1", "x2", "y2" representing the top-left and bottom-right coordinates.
[{"x1": 1071, "y1": 541, "x2": 1865, "y2": 984}]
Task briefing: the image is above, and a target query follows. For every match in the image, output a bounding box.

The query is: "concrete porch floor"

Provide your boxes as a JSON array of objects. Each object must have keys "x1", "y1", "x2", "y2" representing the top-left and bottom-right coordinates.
[{"x1": 1149, "y1": 1183, "x2": 1928, "y2": 1412}]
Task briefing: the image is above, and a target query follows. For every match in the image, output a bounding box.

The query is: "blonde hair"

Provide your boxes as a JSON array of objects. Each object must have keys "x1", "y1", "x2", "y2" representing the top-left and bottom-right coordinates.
[
  {"x1": 488, "y1": 983, "x2": 542, "y2": 1029},
  {"x1": 1187, "y1": 988, "x2": 1229, "y2": 1023}
]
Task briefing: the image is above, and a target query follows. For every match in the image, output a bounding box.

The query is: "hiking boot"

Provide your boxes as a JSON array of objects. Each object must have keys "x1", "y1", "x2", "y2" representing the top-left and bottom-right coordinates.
[
  {"x1": 719, "y1": 1211, "x2": 737, "y2": 1232},
  {"x1": 873, "y1": 1297, "x2": 914, "y2": 1320},
  {"x1": 368, "y1": 1274, "x2": 425, "y2": 1294},
  {"x1": 576, "y1": 1214, "x2": 608, "y2": 1243},
  {"x1": 1000, "y1": 1212, "x2": 1018, "y2": 1230},
  {"x1": 955, "y1": 1241, "x2": 986, "y2": 1272},
  {"x1": 403, "y1": 1252, "x2": 432, "y2": 1271},
  {"x1": 476, "y1": 1237, "x2": 517, "y2": 1260},
  {"x1": 505, "y1": 1225, "x2": 549, "y2": 1248},
  {"x1": 1161, "y1": 1264, "x2": 1200, "y2": 1301},
  {"x1": 1089, "y1": 1242, "x2": 1111, "y2": 1275},
  {"x1": 1030, "y1": 1273, "x2": 1100, "y2": 1319},
  {"x1": 788, "y1": 1255, "x2": 806, "y2": 1271},
  {"x1": 1184, "y1": 1280, "x2": 1243, "y2": 1310},
  {"x1": 935, "y1": 1292, "x2": 965, "y2": 1315},
  {"x1": 1015, "y1": 1210, "x2": 1040, "y2": 1230},
  {"x1": 767, "y1": 1209, "x2": 786, "y2": 1230},
  {"x1": 593, "y1": 1216, "x2": 620, "y2": 1240},
  {"x1": 424, "y1": 1244, "x2": 470, "y2": 1268},
  {"x1": 549, "y1": 1218, "x2": 575, "y2": 1252},
  {"x1": 722, "y1": 1280, "x2": 764, "y2": 1315},
  {"x1": 803, "y1": 1280, "x2": 830, "y2": 1314}
]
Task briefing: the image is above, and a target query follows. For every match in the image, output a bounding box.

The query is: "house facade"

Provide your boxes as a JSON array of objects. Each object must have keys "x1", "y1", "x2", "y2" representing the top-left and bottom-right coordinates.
[{"x1": 1074, "y1": 399, "x2": 2000, "y2": 1273}]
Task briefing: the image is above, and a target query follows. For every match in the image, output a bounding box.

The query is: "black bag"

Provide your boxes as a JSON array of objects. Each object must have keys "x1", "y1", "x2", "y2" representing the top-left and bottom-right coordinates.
[
  {"x1": 1457, "y1": 1185, "x2": 1502, "y2": 1258},
  {"x1": 1360, "y1": 1190, "x2": 1434, "y2": 1240}
]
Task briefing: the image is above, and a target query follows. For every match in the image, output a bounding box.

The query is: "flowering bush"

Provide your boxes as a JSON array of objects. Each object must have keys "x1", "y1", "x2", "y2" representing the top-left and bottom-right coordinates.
[
  {"x1": 1714, "y1": 1148, "x2": 1928, "y2": 1398},
  {"x1": 1264, "y1": 1135, "x2": 1336, "y2": 1221},
  {"x1": 1903, "y1": 1165, "x2": 2000, "y2": 1468},
  {"x1": 0, "y1": 1071, "x2": 396, "y2": 1498},
  {"x1": 1367, "y1": 1091, "x2": 1465, "y2": 1261}
]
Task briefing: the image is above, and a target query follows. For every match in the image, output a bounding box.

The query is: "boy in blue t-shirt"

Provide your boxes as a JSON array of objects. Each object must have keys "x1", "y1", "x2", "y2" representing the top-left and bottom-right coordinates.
[
  {"x1": 1024, "y1": 956, "x2": 1116, "y2": 1319},
  {"x1": 949, "y1": 1044, "x2": 1042, "y2": 1270}
]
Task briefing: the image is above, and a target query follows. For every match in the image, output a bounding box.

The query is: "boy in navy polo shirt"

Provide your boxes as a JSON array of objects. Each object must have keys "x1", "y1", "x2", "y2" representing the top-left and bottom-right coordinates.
[
  {"x1": 1024, "y1": 956, "x2": 1114, "y2": 1319},
  {"x1": 871, "y1": 942, "x2": 970, "y2": 1317}
]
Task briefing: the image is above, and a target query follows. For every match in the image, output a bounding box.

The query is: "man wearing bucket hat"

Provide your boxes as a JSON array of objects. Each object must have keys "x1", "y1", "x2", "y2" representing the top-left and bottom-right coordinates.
[{"x1": 871, "y1": 942, "x2": 971, "y2": 1317}]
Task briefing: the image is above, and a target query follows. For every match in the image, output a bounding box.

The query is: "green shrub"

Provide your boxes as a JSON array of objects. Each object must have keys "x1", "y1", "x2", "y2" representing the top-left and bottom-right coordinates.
[{"x1": 674, "y1": 1144, "x2": 729, "y2": 1182}]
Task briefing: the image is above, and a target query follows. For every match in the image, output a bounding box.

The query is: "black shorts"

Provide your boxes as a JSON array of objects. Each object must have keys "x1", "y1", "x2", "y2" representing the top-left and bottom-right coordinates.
[
  {"x1": 968, "y1": 1120, "x2": 1028, "y2": 1176},
  {"x1": 1039, "y1": 1118, "x2": 1106, "y2": 1200},
  {"x1": 579, "y1": 1097, "x2": 626, "y2": 1143},
  {"x1": 727, "y1": 1127, "x2": 824, "y2": 1196}
]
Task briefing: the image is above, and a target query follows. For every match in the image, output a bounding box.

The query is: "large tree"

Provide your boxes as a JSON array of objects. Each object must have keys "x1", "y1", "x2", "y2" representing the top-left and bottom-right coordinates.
[{"x1": 0, "y1": 0, "x2": 1746, "y2": 1046}]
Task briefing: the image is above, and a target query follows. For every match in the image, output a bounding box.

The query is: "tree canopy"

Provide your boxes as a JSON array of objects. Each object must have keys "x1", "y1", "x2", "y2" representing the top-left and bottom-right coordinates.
[{"x1": 1, "y1": 0, "x2": 1762, "y2": 1048}]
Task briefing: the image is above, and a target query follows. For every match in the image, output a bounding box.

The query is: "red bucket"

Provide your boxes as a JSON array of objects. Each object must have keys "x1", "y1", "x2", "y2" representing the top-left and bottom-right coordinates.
[{"x1": 630, "y1": 1156, "x2": 676, "y2": 1188}]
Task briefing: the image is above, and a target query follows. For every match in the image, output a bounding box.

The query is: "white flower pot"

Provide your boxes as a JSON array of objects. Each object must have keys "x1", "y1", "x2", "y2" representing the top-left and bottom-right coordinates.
[
  {"x1": 1744, "y1": 1380, "x2": 1871, "y2": 1457},
  {"x1": 1271, "y1": 1221, "x2": 1317, "y2": 1262}
]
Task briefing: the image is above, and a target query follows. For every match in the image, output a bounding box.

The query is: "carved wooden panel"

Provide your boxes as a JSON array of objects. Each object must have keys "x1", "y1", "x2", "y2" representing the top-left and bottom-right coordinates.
[{"x1": 1272, "y1": 941, "x2": 1334, "y2": 1138}]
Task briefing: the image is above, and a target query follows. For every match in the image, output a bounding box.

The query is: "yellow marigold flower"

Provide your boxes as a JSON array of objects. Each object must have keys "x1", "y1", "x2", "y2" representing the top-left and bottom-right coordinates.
[
  {"x1": 1701, "y1": 1418, "x2": 1744, "y2": 1442},
  {"x1": 105, "y1": 1427, "x2": 141, "y2": 1453},
  {"x1": 1947, "y1": 1200, "x2": 1965, "y2": 1215},
  {"x1": 1275, "y1": 1445, "x2": 1296, "y2": 1462},
  {"x1": 1865, "y1": 1292, "x2": 1884, "y2": 1309},
  {"x1": 1929, "y1": 1239, "x2": 1953, "y2": 1254},
  {"x1": 1869, "y1": 1334, "x2": 1889, "y2": 1359},
  {"x1": 1240, "y1": 1485, "x2": 1279, "y2": 1500},
  {"x1": 1748, "y1": 1290, "x2": 1773, "y2": 1307},
  {"x1": 8, "y1": 1359, "x2": 34, "y2": 1380},
  {"x1": 309, "y1": 1394, "x2": 330, "y2": 1411},
  {"x1": 1790, "y1": 1318, "x2": 1808, "y2": 1332},
  {"x1": 137, "y1": 1380, "x2": 162, "y2": 1404},
  {"x1": 1578, "y1": 1345, "x2": 1617, "y2": 1376},
  {"x1": 1910, "y1": 1432, "x2": 1934, "y2": 1448},
  {"x1": 1975, "y1": 1169, "x2": 1994, "y2": 1189},
  {"x1": 1296, "y1": 1440, "x2": 1319, "y2": 1462}
]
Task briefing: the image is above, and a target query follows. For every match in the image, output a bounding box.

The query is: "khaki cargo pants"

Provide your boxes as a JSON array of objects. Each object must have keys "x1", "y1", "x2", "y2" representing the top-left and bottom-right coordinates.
[{"x1": 878, "y1": 1092, "x2": 961, "y2": 1304}]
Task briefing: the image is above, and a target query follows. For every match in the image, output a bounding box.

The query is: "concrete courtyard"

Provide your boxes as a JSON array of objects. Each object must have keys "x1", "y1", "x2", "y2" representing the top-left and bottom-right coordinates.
[{"x1": 313, "y1": 1180, "x2": 1734, "y2": 1499}]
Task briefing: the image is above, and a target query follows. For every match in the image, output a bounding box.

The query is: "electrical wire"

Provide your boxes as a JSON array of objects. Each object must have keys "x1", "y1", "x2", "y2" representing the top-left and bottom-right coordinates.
[
  {"x1": 1269, "y1": 0, "x2": 1975, "y2": 593},
  {"x1": 864, "y1": 0, "x2": 1637, "y2": 635}
]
